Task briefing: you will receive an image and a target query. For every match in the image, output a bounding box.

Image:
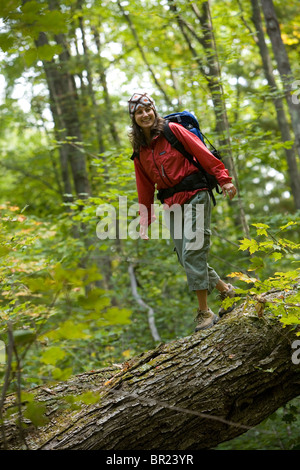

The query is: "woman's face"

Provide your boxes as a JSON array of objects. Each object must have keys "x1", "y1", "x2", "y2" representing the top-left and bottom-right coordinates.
[{"x1": 134, "y1": 106, "x2": 156, "y2": 131}]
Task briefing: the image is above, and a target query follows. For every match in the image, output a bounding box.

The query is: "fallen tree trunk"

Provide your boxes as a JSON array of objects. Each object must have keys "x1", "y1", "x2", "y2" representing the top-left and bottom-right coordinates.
[{"x1": 1, "y1": 289, "x2": 300, "y2": 450}]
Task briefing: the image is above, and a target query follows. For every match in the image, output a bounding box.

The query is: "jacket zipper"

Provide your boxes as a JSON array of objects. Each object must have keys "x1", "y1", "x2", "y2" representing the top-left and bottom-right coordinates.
[
  {"x1": 161, "y1": 163, "x2": 174, "y2": 186},
  {"x1": 152, "y1": 149, "x2": 171, "y2": 187}
]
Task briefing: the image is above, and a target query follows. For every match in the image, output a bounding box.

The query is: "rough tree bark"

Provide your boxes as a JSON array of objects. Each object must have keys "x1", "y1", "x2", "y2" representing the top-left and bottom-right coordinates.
[{"x1": 1, "y1": 288, "x2": 300, "y2": 450}]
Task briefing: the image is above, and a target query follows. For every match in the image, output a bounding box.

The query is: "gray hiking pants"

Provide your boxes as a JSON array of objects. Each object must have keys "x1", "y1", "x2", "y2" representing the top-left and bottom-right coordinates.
[{"x1": 165, "y1": 190, "x2": 220, "y2": 293}]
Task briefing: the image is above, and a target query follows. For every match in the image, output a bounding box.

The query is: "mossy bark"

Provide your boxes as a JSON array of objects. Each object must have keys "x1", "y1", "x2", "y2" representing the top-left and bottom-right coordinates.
[{"x1": 1, "y1": 291, "x2": 300, "y2": 450}]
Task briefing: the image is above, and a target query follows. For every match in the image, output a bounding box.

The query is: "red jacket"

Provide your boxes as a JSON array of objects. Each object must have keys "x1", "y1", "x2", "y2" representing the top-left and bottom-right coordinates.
[{"x1": 133, "y1": 122, "x2": 232, "y2": 226}]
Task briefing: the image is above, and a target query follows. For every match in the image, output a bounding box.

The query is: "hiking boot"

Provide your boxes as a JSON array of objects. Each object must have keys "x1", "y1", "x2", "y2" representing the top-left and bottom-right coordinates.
[
  {"x1": 218, "y1": 283, "x2": 237, "y2": 317},
  {"x1": 194, "y1": 308, "x2": 219, "y2": 332}
]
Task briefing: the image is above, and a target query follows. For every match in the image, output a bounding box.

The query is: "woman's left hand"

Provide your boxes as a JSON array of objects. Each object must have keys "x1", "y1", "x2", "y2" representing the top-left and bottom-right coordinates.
[{"x1": 221, "y1": 183, "x2": 237, "y2": 200}]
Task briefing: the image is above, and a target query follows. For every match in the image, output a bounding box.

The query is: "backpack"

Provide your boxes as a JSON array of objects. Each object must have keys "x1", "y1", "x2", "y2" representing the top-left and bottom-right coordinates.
[
  {"x1": 131, "y1": 110, "x2": 223, "y2": 205},
  {"x1": 163, "y1": 111, "x2": 223, "y2": 194},
  {"x1": 164, "y1": 111, "x2": 206, "y2": 144}
]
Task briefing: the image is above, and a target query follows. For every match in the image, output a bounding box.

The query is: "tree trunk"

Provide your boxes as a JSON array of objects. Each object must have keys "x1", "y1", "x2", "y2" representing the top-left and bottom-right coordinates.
[
  {"x1": 34, "y1": 0, "x2": 90, "y2": 200},
  {"x1": 168, "y1": 0, "x2": 250, "y2": 238},
  {"x1": 35, "y1": 32, "x2": 74, "y2": 202},
  {"x1": 92, "y1": 26, "x2": 121, "y2": 148},
  {"x1": 1, "y1": 288, "x2": 299, "y2": 450},
  {"x1": 36, "y1": 29, "x2": 90, "y2": 199},
  {"x1": 250, "y1": 0, "x2": 300, "y2": 210},
  {"x1": 78, "y1": 16, "x2": 105, "y2": 155},
  {"x1": 45, "y1": 0, "x2": 90, "y2": 198},
  {"x1": 116, "y1": 0, "x2": 172, "y2": 107},
  {"x1": 260, "y1": 0, "x2": 300, "y2": 162}
]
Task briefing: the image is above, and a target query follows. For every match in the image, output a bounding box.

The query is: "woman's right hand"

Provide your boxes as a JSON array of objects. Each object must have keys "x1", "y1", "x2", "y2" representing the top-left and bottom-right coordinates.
[
  {"x1": 221, "y1": 183, "x2": 237, "y2": 200},
  {"x1": 140, "y1": 224, "x2": 149, "y2": 240}
]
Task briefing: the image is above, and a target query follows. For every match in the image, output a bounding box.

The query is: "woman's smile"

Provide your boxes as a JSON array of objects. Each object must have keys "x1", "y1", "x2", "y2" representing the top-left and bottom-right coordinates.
[{"x1": 134, "y1": 106, "x2": 156, "y2": 130}]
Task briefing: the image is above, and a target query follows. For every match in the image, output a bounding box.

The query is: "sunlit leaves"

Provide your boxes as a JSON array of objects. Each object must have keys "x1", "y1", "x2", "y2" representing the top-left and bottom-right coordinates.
[
  {"x1": 239, "y1": 222, "x2": 300, "y2": 257},
  {"x1": 239, "y1": 237, "x2": 260, "y2": 254},
  {"x1": 230, "y1": 220, "x2": 300, "y2": 327}
]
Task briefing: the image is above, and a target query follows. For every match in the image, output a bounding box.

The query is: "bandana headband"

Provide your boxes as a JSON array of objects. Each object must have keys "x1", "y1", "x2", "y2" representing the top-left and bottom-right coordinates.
[{"x1": 128, "y1": 93, "x2": 156, "y2": 116}]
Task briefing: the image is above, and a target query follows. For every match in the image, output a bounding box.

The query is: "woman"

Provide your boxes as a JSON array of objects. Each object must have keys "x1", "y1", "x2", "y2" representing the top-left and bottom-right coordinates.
[{"x1": 128, "y1": 92, "x2": 236, "y2": 332}]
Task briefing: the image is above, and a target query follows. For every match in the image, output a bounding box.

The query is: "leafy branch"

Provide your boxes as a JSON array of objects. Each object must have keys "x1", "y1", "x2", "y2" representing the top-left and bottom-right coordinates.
[{"x1": 224, "y1": 221, "x2": 300, "y2": 328}]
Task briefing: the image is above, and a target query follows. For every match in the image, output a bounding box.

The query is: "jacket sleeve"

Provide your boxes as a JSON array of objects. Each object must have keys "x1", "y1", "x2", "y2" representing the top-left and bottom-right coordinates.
[
  {"x1": 169, "y1": 122, "x2": 232, "y2": 187},
  {"x1": 134, "y1": 157, "x2": 156, "y2": 227}
]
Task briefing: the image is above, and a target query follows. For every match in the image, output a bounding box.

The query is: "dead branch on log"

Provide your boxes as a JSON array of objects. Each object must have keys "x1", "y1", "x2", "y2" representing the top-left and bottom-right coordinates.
[{"x1": 128, "y1": 263, "x2": 161, "y2": 342}]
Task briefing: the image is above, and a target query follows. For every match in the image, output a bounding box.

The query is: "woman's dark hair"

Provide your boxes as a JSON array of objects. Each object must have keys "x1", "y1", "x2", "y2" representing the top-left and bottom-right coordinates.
[{"x1": 129, "y1": 112, "x2": 165, "y2": 152}]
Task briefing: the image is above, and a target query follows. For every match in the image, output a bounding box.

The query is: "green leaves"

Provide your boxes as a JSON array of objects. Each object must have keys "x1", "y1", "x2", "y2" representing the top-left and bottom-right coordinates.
[
  {"x1": 233, "y1": 219, "x2": 300, "y2": 327},
  {"x1": 252, "y1": 223, "x2": 269, "y2": 237},
  {"x1": 0, "y1": 0, "x2": 299, "y2": 450},
  {"x1": 0, "y1": 202, "x2": 134, "y2": 394},
  {"x1": 239, "y1": 237, "x2": 259, "y2": 254},
  {"x1": 23, "y1": 44, "x2": 63, "y2": 66},
  {"x1": 13, "y1": 329, "x2": 36, "y2": 345},
  {"x1": 19, "y1": 2, "x2": 68, "y2": 37},
  {"x1": 23, "y1": 401, "x2": 48, "y2": 427},
  {"x1": 40, "y1": 346, "x2": 66, "y2": 365},
  {"x1": 0, "y1": 0, "x2": 22, "y2": 20},
  {"x1": 0, "y1": 0, "x2": 68, "y2": 65},
  {"x1": 31, "y1": 9, "x2": 68, "y2": 35},
  {"x1": 239, "y1": 222, "x2": 300, "y2": 257},
  {"x1": 0, "y1": 32, "x2": 16, "y2": 52}
]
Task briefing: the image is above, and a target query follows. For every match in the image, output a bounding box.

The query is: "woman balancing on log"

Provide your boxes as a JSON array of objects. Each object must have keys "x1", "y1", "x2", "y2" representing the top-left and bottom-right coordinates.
[{"x1": 128, "y1": 92, "x2": 237, "y2": 332}]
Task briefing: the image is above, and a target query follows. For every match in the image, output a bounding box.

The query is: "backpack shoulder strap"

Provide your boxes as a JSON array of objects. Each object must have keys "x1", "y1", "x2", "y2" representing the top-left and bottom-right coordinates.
[
  {"x1": 131, "y1": 150, "x2": 139, "y2": 160},
  {"x1": 163, "y1": 121, "x2": 217, "y2": 205},
  {"x1": 163, "y1": 121, "x2": 202, "y2": 170}
]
